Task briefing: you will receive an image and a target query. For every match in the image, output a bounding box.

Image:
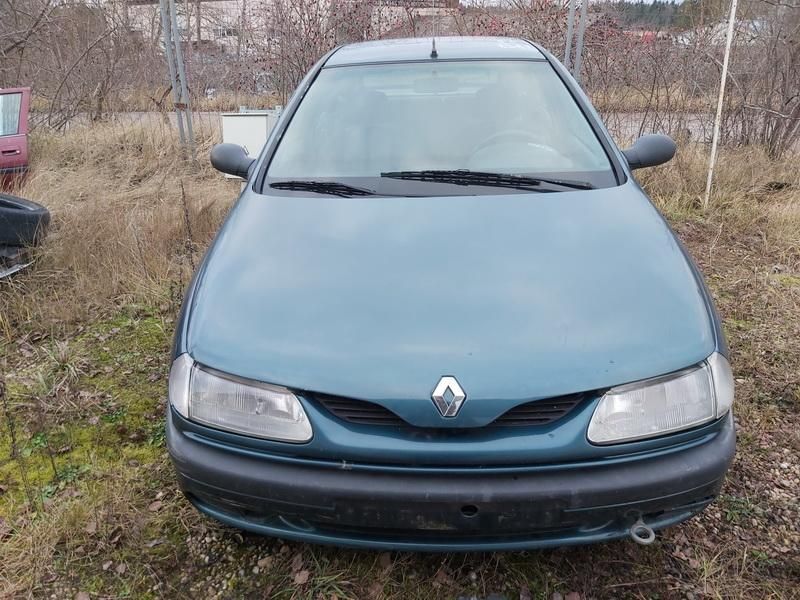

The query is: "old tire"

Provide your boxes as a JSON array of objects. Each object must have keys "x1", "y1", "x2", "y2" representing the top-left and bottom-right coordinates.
[{"x1": 0, "y1": 192, "x2": 50, "y2": 246}]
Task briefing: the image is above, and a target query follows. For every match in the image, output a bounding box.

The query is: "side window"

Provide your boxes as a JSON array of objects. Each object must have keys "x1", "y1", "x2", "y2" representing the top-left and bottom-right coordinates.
[{"x1": 0, "y1": 93, "x2": 22, "y2": 137}]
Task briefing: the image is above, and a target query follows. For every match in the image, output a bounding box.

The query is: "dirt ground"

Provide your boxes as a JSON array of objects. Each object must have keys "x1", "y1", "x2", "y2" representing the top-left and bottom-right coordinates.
[{"x1": 0, "y1": 126, "x2": 798, "y2": 599}]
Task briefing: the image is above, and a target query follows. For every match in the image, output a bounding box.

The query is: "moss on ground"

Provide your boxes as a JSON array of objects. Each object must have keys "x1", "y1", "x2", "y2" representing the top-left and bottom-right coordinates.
[
  {"x1": 0, "y1": 309, "x2": 191, "y2": 598},
  {"x1": 772, "y1": 273, "x2": 800, "y2": 287},
  {"x1": 1, "y1": 312, "x2": 169, "y2": 516}
]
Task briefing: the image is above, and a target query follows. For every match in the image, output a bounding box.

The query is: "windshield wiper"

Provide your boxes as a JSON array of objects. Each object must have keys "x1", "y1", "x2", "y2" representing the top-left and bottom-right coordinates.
[
  {"x1": 270, "y1": 180, "x2": 378, "y2": 197},
  {"x1": 380, "y1": 170, "x2": 594, "y2": 191}
]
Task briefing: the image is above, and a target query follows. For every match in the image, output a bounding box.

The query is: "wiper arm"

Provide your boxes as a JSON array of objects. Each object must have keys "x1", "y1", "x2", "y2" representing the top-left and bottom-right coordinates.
[
  {"x1": 380, "y1": 170, "x2": 594, "y2": 191},
  {"x1": 270, "y1": 180, "x2": 377, "y2": 197}
]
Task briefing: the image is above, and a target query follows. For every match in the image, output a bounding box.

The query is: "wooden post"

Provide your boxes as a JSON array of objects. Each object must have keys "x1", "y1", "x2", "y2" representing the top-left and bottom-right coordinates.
[{"x1": 704, "y1": 0, "x2": 739, "y2": 209}]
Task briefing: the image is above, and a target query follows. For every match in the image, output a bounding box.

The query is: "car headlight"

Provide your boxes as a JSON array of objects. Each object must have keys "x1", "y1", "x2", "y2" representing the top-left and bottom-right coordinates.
[
  {"x1": 168, "y1": 354, "x2": 312, "y2": 442},
  {"x1": 588, "y1": 352, "x2": 734, "y2": 445}
]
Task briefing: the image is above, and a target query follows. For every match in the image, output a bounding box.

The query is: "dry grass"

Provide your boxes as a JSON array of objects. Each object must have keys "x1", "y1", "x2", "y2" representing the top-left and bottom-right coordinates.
[
  {"x1": 1, "y1": 123, "x2": 798, "y2": 599},
  {"x1": 642, "y1": 144, "x2": 800, "y2": 241},
  {"x1": 592, "y1": 85, "x2": 714, "y2": 114},
  {"x1": 31, "y1": 90, "x2": 281, "y2": 116},
  {"x1": 0, "y1": 120, "x2": 237, "y2": 335}
]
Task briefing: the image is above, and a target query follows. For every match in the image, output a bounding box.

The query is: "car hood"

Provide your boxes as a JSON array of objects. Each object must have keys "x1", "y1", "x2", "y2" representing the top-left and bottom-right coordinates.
[{"x1": 183, "y1": 182, "x2": 716, "y2": 427}]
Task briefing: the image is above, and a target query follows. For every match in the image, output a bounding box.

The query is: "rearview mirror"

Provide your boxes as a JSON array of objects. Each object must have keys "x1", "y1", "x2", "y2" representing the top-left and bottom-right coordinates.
[
  {"x1": 210, "y1": 143, "x2": 256, "y2": 179},
  {"x1": 413, "y1": 76, "x2": 459, "y2": 94},
  {"x1": 622, "y1": 134, "x2": 676, "y2": 170}
]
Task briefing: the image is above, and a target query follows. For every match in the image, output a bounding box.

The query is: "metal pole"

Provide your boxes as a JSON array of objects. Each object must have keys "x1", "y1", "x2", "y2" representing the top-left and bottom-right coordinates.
[
  {"x1": 159, "y1": 0, "x2": 186, "y2": 144},
  {"x1": 572, "y1": 0, "x2": 588, "y2": 83},
  {"x1": 704, "y1": 0, "x2": 739, "y2": 209},
  {"x1": 169, "y1": 0, "x2": 196, "y2": 160},
  {"x1": 564, "y1": 0, "x2": 576, "y2": 70}
]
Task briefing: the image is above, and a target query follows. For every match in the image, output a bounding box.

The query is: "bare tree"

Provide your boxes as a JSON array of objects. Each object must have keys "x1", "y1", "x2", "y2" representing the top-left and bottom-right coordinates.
[
  {"x1": 1, "y1": 0, "x2": 797, "y2": 156},
  {"x1": 249, "y1": 0, "x2": 382, "y2": 102},
  {"x1": 1, "y1": 0, "x2": 166, "y2": 127},
  {"x1": 0, "y1": 0, "x2": 55, "y2": 60}
]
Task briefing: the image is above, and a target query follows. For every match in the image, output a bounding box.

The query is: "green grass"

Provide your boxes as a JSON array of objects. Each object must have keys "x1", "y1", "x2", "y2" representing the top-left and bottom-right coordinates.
[{"x1": 1, "y1": 312, "x2": 170, "y2": 518}]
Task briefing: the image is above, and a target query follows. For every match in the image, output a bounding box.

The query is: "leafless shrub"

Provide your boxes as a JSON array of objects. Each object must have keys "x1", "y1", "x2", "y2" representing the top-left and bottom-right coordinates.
[
  {"x1": 580, "y1": 0, "x2": 800, "y2": 155},
  {"x1": 721, "y1": 2, "x2": 800, "y2": 157},
  {"x1": 2, "y1": 0, "x2": 797, "y2": 154},
  {"x1": 1, "y1": 0, "x2": 165, "y2": 126}
]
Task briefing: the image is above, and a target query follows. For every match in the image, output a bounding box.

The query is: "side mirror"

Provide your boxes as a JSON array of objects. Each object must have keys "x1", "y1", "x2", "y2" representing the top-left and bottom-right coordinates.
[
  {"x1": 210, "y1": 143, "x2": 256, "y2": 179},
  {"x1": 622, "y1": 134, "x2": 676, "y2": 170}
]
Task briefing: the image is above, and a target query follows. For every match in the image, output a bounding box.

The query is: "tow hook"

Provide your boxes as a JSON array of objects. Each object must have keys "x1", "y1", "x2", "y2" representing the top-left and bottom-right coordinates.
[{"x1": 629, "y1": 518, "x2": 656, "y2": 545}]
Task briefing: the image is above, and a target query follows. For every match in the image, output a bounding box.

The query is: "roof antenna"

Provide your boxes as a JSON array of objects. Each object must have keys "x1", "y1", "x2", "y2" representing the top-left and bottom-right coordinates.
[{"x1": 430, "y1": 38, "x2": 438, "y2": 59}]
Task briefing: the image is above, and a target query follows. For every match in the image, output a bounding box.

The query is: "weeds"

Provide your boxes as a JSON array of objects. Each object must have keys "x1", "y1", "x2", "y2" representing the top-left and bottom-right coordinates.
[
  {"x1": 0, "y1": 120, "x2": 237, "y2": 332},
  {"x1": 1, "y1": 122, "x2": 798, "y2": 598}
]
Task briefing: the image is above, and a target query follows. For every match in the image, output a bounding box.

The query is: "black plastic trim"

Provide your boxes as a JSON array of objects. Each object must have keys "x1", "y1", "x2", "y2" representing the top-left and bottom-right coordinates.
[{"x1": 168, "y1": 411, "x2": 735, "y2": 544}]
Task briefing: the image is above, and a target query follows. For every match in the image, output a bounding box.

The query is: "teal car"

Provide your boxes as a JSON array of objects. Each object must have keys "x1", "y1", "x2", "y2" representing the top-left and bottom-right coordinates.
[{"x1": 167, "y1": 37, "x2": 735, "y2": 551}]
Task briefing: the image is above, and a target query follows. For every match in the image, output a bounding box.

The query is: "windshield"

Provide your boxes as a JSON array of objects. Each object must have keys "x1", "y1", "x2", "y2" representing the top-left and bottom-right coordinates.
[{"x1": 265, "y1": 60, "x2": 616, "y2": 193}]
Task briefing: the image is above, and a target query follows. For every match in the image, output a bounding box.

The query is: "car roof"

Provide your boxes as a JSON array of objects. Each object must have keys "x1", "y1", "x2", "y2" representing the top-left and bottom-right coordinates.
[{"x1": 325, "y1": 37, "x2": 545, "y2": 67}]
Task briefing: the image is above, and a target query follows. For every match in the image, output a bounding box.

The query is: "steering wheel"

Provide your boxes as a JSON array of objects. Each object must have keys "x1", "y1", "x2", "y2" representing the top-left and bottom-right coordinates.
[
  {"x1": 471, "y1": 129, "x2": 550, "y2": 154},
  {"x1": 469, "y1": 129, "x2": 563, "y2": 167}
]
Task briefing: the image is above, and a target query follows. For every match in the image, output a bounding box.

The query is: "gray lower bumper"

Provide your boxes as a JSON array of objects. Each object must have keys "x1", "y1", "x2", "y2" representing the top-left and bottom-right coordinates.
[{"x1": 167, "y1": 410, "x2": 735, "y2": 550}]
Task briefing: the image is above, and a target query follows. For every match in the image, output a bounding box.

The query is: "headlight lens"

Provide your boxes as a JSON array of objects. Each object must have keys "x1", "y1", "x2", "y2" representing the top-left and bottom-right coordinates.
[
  {"x1": 707, "y1": 352, "x2": 734, "y2": 416},
  {"x1": 588, "y1": 353, "x2": 733, "y2": 445},
  {"x1": 168, "y1": 354, "x2": 312, "y2": 442}
]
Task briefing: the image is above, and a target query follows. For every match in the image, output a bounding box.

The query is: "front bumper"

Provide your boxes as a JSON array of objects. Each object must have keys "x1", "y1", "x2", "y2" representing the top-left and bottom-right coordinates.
[{"x1": 167, "y1": 410, "x2": 735, "y2": 551}]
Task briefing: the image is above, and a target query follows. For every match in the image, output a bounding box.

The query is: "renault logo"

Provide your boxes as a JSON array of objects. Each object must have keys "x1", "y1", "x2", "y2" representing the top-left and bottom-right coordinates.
[{"x1": 431, "y1": 376, "x2": 466, "y2": 418}]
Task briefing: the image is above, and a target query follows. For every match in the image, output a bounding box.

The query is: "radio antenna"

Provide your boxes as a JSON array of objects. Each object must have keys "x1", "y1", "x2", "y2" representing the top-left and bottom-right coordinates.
[{"x1": 430, "y1": 38, "x2": 438, "y2": 59}]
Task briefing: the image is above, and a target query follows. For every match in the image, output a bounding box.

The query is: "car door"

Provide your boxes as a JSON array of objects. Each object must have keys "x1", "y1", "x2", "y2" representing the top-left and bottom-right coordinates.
[{"x1": 0, "y1": 87, "x2": 30, "y2": 174}]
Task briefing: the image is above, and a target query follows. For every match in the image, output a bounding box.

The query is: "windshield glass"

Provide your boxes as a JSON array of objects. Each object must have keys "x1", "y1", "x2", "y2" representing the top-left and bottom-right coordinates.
[{"x1": 266, "y1": 60, "x2": 616, "y2": 192}]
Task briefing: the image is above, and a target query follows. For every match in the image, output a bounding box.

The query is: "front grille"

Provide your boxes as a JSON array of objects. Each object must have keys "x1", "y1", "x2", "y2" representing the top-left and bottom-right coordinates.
[
  {"x1": 316, "y1": 395, "x2": 403, "y2": 426},
  {"x1": 315, "y1": 392, "x2": 586, "y2": 428},
  {"x1": 494, "y1": 394, "x2": 585, "y2": 426}
]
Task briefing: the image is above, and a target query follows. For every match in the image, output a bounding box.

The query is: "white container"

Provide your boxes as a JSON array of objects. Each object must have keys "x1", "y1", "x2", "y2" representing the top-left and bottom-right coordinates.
[{"x1": 220, "y1": 108, "x2": 282, "y2": 178}]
